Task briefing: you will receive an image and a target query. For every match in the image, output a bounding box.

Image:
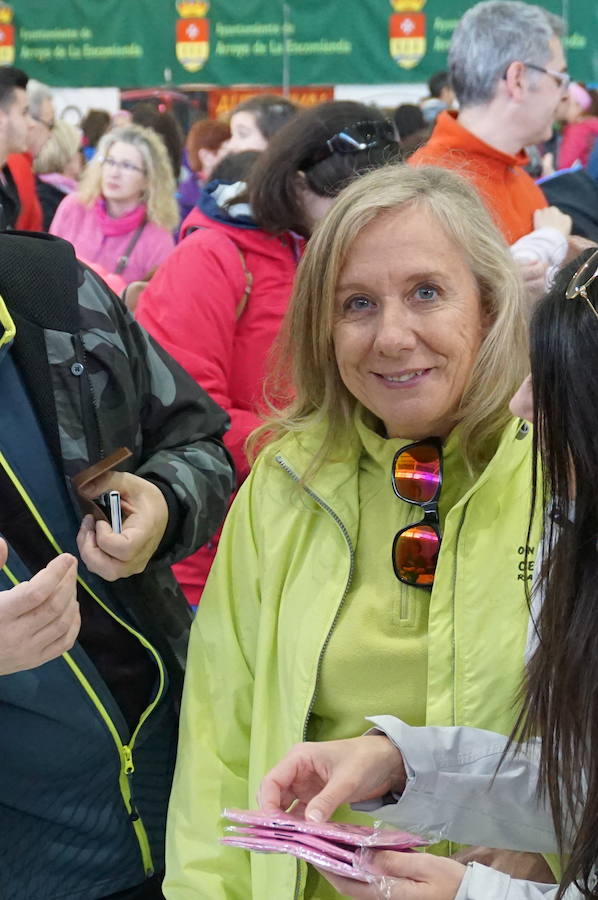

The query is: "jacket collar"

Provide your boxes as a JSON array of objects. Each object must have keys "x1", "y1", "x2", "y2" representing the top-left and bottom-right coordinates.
[
  {"x1": 198, "y1": 178, "x2": 259, "y2": 230},
  {"x1": 432, "y1": 110, "x2": 530, "y2": 168},
  {"x1": 272, "y1": 412, "x2": 531, "y2": 548},
  {"x1": 0, "y1": 231, "x2": 81, "y2": 333}
]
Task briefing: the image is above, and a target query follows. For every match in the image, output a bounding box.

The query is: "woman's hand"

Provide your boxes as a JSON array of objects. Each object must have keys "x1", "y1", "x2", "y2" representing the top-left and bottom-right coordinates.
[
  {"x1": 318, "y1": 850, "x2": 466, "y2": 899},
  {"x1": 77, "y1": 471, "x2": 169, "y2": 581},
  {"x1": 258, "y1": 735, "x2": 406, "y2": 822},
  {"x1": 453, "y1": 847, "x2": 555, "y2": 883}
]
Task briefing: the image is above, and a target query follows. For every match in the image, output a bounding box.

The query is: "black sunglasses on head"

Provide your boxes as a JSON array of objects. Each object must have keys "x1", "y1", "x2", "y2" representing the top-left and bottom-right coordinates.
[{"x1": 300, "y1": 120, "x2": 398, "y2": 171}]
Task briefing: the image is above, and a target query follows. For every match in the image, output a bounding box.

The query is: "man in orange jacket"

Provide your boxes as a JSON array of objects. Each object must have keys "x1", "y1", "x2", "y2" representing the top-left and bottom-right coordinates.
[{"x1": 409, "y1": 1, "x2": 569, "y2": 246}]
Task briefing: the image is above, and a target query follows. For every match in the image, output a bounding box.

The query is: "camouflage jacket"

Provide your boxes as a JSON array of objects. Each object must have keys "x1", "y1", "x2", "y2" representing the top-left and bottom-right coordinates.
[{"x1": 0, "y1": 230, "x2": 234, "y2": 688}]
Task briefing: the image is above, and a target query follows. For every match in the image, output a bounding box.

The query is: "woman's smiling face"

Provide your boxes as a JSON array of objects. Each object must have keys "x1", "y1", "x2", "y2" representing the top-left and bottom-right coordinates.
[{"x1": 332, "y1": 204, "x2": 487, "y2": 440}]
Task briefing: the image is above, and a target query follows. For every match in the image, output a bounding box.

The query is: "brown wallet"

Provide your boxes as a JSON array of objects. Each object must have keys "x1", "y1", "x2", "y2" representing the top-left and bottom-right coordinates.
[{"x1": 73, "y1": 446, "x2": 132, "y2": 522}]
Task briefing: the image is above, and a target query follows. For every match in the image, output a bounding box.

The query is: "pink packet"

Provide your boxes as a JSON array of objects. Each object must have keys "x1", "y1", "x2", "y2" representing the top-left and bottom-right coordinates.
[
  {"x1": 225, "y1": 825, "x2": 356, "y2": 863},
  {"x1": 223, "y1": 807, "x2": 428, "y2": 849},
  {"x1": 221, "y1": 833, "x2": 373, "y2": 882}
]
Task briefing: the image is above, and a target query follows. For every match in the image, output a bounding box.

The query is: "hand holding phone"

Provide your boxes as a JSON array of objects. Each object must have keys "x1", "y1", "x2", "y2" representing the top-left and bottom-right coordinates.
[{"x1": 76, "y1": 472, "x2": 169, "y2": 582}]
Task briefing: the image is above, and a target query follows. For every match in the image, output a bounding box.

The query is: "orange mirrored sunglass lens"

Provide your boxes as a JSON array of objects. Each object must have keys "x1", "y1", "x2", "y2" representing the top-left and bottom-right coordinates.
[
  {"x1": 393, "y1": 443, "x2": 441, "y2": 504},
  {"x1": 394, "y1": 524, "x2": 440, "y2": 587}
]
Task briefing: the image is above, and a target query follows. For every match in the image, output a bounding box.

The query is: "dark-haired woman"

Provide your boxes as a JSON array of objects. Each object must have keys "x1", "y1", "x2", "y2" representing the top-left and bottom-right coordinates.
[
  {"x1": 225, "y1": 93, "x2": 298, "y2": 153},
  {"x1": 257, "y1": 248, "x2": 598, "y2": 900},
  {"x1": 136, "y1": 101, "x2": 399, "y2": 604}
]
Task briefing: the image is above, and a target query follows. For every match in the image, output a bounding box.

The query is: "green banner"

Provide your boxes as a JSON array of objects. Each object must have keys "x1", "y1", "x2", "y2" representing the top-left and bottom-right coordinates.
[{"x1": 9, "y1": 0, "x2": 597, "y2": 88}]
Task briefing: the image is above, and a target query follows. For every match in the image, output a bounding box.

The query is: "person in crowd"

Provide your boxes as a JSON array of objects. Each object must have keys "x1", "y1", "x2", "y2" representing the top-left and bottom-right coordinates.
[
  {"x1": 123, "y1": 151, "x2": 261, "y2": 317},
  {"x1": 34, "y1": 120, "x2": 82, "y2": 229},
  {"x1": 200, "y1": 148, "x2": 261, "y2": 189},
  {"x1": 131, "y1": 102, "x2": 184, "y2": 182},
  {"x1": 510, "y1": 205, "x2": 571, "y2": 283},
  {"x1": 410, "y1": 1, "x2": 567, "y2": 246},
  {"x1": 225, "y1": 93, "x2": 298, "y2": 153},
  {"x1": 0, "y1": 228, "x2": 233, "y2": 899},
  {"x1": 0, "y1": 67, "x2": 34, "y2": 230},
  {"x1": 393, "y1": 104, "x2": 430, "y2": 160},
  {"x1": 81, "y1": 107, "x2": 111, "y2": 161},
  {"x1": 50, "y1": 124, "x2": 178, "y2": 285},
  {"x1": 540, "y1": 173, "x2": 598, "y2": 245},
  {"x1": 257, "y1": 248, "x2": 598, "y2": 900},
  {"x1": 393, "y1": 104, "x2": 425, "y2": 142},
  {"x1": 112, "y1": 108, "x2": 133, "y2": 128},
  {"x1": 137, "y1": 101, "x2": 400, "y2": 606},
  {"x1": 163, "y1": 165, "x2": 554, "y2": 899},
  {"x1": 557, "y1": 82, "x2": 598, "y2": 170},
  {"x1": 420, "y1": 69, "x2": 455, "y2": 125},
  {"x1": 8, "y1": 78, "x2": 55, "y2": 231},
  {"x1": 178, "y1": 117, "x2": 231, "y2": 223}
]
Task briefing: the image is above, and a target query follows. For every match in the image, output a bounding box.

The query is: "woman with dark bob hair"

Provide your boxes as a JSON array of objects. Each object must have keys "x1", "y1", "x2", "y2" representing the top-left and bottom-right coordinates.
[
  {"x1": 225, "y1": 93, "x2": 298, "y2": 153},
  {"x1": 136, "y1": 101, "x2": 399, "y2": 604},
  {"x1": 257, "y1": 249, "x2": 598, "y2": 900},
  {"x1": 163, "y1": 165, "x2": 552, "y2": 898}
]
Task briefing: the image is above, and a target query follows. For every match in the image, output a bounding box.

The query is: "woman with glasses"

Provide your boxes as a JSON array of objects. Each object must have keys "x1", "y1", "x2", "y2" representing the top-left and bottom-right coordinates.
[
  {"x1": 136, "y1": 101, "x2": 400, "y2": 606},
  {"x1": 256, "y1": 248, "x2": 598, "y2": 900},
  {"x1": 163, "y1": 164, "x2": 547, "y2": 899},
  {"x1": 50, "y1": 124, "x2": 178, "y2": 285}
]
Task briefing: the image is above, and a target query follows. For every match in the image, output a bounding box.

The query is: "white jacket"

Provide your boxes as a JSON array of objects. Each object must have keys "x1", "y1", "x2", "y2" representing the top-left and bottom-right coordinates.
[{"x1": 365, "y1": 715, "x2": 584, "y2": 900}]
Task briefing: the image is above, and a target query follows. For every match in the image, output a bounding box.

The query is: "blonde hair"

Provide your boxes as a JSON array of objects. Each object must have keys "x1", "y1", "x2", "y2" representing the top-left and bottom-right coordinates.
[
  {"x1": 34, "y1": 120, "x2": 80, "y2": 175},
  {"x1": 77, "y1": 124, "x2": 179, "y2": 231},
  {"x1": 252, "y1": 164, "x2": 529, "y2": 475}
]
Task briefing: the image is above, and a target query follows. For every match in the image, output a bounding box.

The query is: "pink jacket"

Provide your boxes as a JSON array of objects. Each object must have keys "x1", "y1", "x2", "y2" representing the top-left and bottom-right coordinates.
[
  {"x1": 136, "y1": 193, "x2": 301, "y2": 603},
  {"x1": 49, "y1": 193, "x2": 175, "y2": 284},
  {"x1": 558, "y1": 118, "x2": 598, "y2": 170}
]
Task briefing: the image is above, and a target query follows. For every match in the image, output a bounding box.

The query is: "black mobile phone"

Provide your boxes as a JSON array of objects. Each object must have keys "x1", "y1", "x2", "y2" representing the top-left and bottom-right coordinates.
[{"x1": 98, "y1": 490, "x2": 123, "y2": 534}]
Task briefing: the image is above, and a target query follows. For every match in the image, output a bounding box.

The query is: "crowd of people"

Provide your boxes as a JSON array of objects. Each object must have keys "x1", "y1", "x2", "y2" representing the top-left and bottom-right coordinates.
[{"x1": 1, "y1": 1, "x2": 598, "y2": 899}]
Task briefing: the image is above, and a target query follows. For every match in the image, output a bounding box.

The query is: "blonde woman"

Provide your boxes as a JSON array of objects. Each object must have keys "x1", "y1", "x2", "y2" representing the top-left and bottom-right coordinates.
[
  {"x1": 50, "y1": 124, "x2": 177, "y2": 284},
  {"x1": 164, "y1": 166, "x2": 549, "y2": 899},
  {"x1": 34, "y1": 119, "x2": 82, "y2": 230}
]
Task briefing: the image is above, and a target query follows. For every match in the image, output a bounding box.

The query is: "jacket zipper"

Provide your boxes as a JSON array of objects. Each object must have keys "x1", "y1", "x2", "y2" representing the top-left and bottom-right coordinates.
[
  {"x1": 450, "y1": 501, "x2": 468, "y2": 728},
  {"x1": 274, "y1": 455, "x2": 355, "y2": 900},
  {"x1": 0, "y1": 449, "x2": 163, "y2": 877}
]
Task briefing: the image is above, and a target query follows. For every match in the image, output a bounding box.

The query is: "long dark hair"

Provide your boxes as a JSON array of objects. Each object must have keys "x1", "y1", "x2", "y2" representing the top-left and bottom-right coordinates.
[
  {"x1": 248, "y1": 100, "x2": 400, "y2": 236},
  {"x1": 514, "y1": 249, "x2": 598, "y2": 897}
]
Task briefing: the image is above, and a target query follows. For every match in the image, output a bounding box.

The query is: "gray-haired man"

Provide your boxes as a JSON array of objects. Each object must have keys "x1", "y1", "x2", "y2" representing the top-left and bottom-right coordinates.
[{"x1": 410, "y1": 0, "x2": 568, "y2": 246}]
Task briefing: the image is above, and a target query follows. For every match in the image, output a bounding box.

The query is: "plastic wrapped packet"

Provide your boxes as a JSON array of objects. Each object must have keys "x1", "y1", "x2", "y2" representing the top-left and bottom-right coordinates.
[
  {"x1": 221, "y1": 808, "x2": 428, "y2": 884},
  {"x1": 222, "y1": 832, "x2": 374, "y2": 882},
  {"x1": 222, "y1": 808, "x2": 428, "y2": 849}
]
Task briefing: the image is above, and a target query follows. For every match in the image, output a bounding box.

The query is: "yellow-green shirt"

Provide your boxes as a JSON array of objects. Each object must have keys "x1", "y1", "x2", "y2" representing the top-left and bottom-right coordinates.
[{"x1": 305, "y1": 415, "x2": 475, "y2": 900}]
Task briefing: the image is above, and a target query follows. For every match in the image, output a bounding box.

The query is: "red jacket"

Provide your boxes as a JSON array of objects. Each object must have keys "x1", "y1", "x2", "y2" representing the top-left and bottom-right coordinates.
[
  {"x1": 409, "y1": 111, "x2": 547, "y2": 243},
  {"x1": 8, "y1": 152, "x2": 43, "y2": 231},
  {"x1": 136, "y1": 188, "x2": 300, "y2": 603}
]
